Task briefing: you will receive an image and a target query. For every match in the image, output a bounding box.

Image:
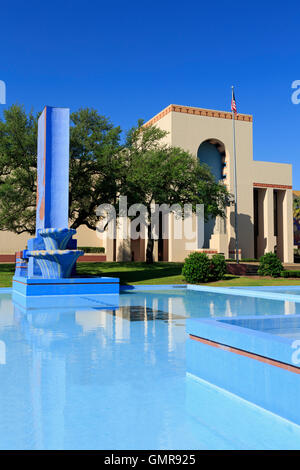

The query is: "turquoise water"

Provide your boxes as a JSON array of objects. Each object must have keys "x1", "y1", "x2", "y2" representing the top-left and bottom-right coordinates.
[
  {"x1": 0, "y1": 287, "x2": 300, "y2": 450},
  {"x1": 267, "y1": 328, "x2": 300, "y2": 338}
]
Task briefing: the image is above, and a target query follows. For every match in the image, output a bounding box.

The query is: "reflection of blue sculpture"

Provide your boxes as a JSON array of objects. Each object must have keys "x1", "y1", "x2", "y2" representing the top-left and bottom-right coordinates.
[{"x1": 13, "y1": 106, "x2": 119, "y2": 302}]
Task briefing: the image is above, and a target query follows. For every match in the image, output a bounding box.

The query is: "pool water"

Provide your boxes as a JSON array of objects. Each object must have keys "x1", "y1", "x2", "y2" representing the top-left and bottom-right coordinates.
[
  {"x1": 1, "y1": 287, "x2": 300, "y2": 450},
  {"x1": 267, "y1": 328, "x2": 300, "y2": 338}
]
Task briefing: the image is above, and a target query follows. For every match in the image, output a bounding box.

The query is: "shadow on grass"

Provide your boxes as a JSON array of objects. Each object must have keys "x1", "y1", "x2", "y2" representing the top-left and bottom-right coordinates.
[
  {"x1": 76, "y1": 262, "x2": 184, "y2": 284},
  {"x1": 0, "y1": 264, "x2": 15, "y2": 273},
  {"x1": 0, "y1": 262, "x2": 241, "y2": 288}
]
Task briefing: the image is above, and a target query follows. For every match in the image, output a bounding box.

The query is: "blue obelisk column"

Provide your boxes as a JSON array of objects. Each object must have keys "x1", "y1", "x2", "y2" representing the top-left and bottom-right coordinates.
[
  {"x1": 27, "y1": 106, "x2": 74, "y2": 277},
  {"x1": 36, "y1": 106, "x2": 70, "y2": 231},
  {"x1": 13, "y1": 103, "x2": 119, "y2": 296}
]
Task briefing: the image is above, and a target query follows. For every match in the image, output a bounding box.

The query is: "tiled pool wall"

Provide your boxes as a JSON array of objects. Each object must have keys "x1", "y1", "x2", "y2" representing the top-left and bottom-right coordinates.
[
  {"x1": 187, "y1": 315, "x2": 300, "y2": 425},
  {"x1": 186, "y1": 374, "x2": 300, "y2": 449}
]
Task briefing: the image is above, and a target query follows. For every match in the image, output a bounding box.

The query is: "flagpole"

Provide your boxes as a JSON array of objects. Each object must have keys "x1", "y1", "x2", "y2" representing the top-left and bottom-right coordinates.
[{"x1": 231, "y1": 85, "x2": 239, "y2": 264}]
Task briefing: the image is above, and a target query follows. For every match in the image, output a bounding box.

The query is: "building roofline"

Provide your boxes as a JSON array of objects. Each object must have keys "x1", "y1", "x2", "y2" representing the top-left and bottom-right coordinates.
[{"x1": 144, "y1": 104, "x2": 253, "y2": 127}]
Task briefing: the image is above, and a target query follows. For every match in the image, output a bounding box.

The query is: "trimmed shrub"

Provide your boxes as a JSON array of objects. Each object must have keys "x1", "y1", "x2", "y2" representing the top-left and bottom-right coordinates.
[
  {"x1": 281, "y1": 270, "x2": 300, "y2": 278},
  {"x1": 182, "y1": 252, "x2": 212, "y2": 283},
  {"x1": 257, "y1": 252, "x2": 283, "y2": 277},
  {"x1": 182, "y1": 252, "x2": 226, "y2": 283},
  {"x1": 210, "y1": 254, "x2": 227, "y2": 280}
]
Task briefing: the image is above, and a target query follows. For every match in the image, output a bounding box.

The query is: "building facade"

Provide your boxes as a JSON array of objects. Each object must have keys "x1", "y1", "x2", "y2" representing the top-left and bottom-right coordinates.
[
  {"x1": 0, "y1": 104, "x2": 294, "y2": 263},
  {"x1": 111, "y1": 104, "x2": 293, "y2": 263}
]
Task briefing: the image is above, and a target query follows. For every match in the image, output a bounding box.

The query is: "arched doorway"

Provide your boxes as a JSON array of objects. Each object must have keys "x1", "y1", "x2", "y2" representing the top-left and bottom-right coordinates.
[{"x1": 197, "y1": 139, "x2": 226, "y2": 248}]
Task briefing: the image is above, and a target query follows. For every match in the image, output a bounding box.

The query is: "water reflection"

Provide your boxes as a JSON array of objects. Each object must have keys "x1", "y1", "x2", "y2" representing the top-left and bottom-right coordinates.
[
  {"x1": 0, "y1": 289, "x2": 299, "y2": 450},
  {"x1": 0, "y1": 293, "x2": 188, "y2": 449}
]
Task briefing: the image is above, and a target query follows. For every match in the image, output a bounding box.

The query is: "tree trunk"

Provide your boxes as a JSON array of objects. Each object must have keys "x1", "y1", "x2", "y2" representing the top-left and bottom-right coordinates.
[{"x1": 146, "y1": 222, "x2": 154, "y2": 264}]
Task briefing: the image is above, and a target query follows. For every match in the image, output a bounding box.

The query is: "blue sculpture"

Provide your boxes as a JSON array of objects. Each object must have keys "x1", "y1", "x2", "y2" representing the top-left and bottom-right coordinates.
[
  {"x1": 18, "y1": 107, "x2": 83, "y2": 278},
  {"x1": 13, "y1": 106, "x2": 119, "y2": 302}
]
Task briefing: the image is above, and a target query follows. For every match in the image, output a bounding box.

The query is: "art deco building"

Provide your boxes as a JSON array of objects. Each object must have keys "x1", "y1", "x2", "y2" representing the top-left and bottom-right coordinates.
[{"x1": 111, "y1": 104, "x2": 293, "y2": 263}]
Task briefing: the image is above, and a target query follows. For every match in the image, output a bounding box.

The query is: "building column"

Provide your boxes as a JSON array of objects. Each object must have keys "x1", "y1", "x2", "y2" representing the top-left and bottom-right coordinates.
[
  {"x1": 256, "y1": 189, "x2": 265, "y2": 258},
  {"x1": 282, "y1": 189, "x2": 294, "y2": 263},
  {"x1": 103, "y1": 227, "x2": 115, "y2": 261},
  {"x1": 168, "y1": 212, "x2": 174, "y2": 262},
  {"x1": 116, "y1": 217, "x2": 131, "y2": 261},
  {"x1": 263, "y1": 188, "x2": 276, "y2": 253}
]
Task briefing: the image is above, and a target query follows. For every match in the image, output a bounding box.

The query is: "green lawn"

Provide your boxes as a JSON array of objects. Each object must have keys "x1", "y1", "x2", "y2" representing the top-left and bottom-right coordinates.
[
  {"x1": 1, "y1": 261, "x2": 300, "y2": 288},
  {"x1": 0, "y1": 263, "x2": 15, "y2": 288}
]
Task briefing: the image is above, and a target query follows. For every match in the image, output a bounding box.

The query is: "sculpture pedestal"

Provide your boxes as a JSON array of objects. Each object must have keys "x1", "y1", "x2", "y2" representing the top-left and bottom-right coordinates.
[{"x1": 13, "y1": 275, "x2": 120, "y2": 306}]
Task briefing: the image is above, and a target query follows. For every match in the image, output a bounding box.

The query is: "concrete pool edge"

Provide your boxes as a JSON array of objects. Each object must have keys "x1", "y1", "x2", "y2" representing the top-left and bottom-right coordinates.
[
  {"x1": 2, "y1": 283, "x2": 300, "y2": 303},
  {"x1": 187, "y1": 284, "x2": 300, "y2": 303},
  {"x1": 120, "y1": 284, "x2": 187, "y2": 291},
  {"x1": 187, "y1": 314, "x2": 300, "y2": 368},
  {"x1": 120, "y1": 284, "x2": 300, "y2": 304}
]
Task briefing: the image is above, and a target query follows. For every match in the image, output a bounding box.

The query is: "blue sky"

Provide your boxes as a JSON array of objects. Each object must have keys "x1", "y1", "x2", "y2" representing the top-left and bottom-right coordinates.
[{"x1": 1, "y1": 0, "x2": 300, "y2": 186}]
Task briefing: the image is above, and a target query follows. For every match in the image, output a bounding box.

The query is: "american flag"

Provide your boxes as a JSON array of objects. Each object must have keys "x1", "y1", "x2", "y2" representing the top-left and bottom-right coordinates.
[{"x1": 231, "y1": 88, "x2": 237, "y2": 114}]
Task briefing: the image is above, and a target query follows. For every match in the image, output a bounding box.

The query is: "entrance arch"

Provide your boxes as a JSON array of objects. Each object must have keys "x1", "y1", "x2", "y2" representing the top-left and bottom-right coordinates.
[{"x1": 197, "y1": 139, "x2": 226, "y2": 248}]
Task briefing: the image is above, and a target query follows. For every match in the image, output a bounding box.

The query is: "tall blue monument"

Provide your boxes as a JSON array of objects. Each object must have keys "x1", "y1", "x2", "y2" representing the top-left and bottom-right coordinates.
[{"x1": 13, "y1": 106, "x2": 119, "y2": 303}]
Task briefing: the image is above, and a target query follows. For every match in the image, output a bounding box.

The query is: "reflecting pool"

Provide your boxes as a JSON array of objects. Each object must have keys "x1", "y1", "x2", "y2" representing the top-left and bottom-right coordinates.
[{"x1": 0, "y1": 287, "x2": 299, "y2": 450}]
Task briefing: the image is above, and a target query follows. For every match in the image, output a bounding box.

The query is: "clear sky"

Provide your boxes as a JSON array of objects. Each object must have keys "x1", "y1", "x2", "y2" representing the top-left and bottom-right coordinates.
[{"x1": 1, "y1": 0, "x2": 299, "y2": 186}]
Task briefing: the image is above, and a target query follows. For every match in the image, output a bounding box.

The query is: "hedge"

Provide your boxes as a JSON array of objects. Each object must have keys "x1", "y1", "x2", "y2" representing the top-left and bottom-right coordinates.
[
  {"x1": 78, "y1": 246, "x2": 105, "y2": 253},
  {"x1": 281, "y1": 270, "x2": 300, "y2": 278}
]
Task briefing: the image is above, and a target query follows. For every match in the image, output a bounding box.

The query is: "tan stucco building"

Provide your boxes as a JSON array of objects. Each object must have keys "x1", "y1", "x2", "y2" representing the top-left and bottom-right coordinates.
[
  {"x1": 0, "y1": 104, "x2": 294, "y2": 263},
  {"x1": 111, "y1": 104, "x2": 293, "y2": 263}
]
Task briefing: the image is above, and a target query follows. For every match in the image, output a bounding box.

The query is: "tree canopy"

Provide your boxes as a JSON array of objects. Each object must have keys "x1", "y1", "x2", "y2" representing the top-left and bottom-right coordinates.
[
  {"x1": 294, "y1": 195, "x2": 300, "y2": 222},
  {"x1": 0, "y1": 104, "x2": 122, "y2": 234},
  {"x1": 121, "y1": 122, "x2": 231, "y2": 262},
  {"x1": 0, "y1": 104, "x2": 37, "y2": 234}
]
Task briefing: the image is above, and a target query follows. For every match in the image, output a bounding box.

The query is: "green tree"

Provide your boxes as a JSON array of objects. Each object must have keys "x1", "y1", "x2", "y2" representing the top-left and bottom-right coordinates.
[
  {"x1": 0, "y1": 104, "x2": 37, "y2": 234},
  {"x1": 293, "y1": 195, "x2": 300, "y2": 222},
  {"x1": 0, "y1": 104, "x2": 122, "y2": 235},
  {"x1": 122, "y1": 122, "x2": 232, "y2": 263},
  {"x1": 69, "y1": 108, "x2": 122, "y2": 230}
]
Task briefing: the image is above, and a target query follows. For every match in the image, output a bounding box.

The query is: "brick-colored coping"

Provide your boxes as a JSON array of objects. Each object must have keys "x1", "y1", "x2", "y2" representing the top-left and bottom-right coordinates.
[
  {"x1": 189, "y1": 334, "x2": 300, "y2": 375},
  {"x1": 144, "y1": 104, "x2": 253, "y2": 128},
  {"x1": 253, "y1": 182, "x2": 292, "y2": 190}
]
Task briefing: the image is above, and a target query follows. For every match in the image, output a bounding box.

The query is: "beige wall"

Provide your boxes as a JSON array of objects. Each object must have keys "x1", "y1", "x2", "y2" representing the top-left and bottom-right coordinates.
[
  {"x1": 149, "y1": 107, "x2": 254, "y2": 260},
  {"x1": 0, "y1": 231, "x2": 30, "y2": 254},
  {"x1": 0, "y1": 224, "x2": 104, "y2": 254},
  {"x1": 74, "y1": 225, "x2": 104, "y2": 248}
]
